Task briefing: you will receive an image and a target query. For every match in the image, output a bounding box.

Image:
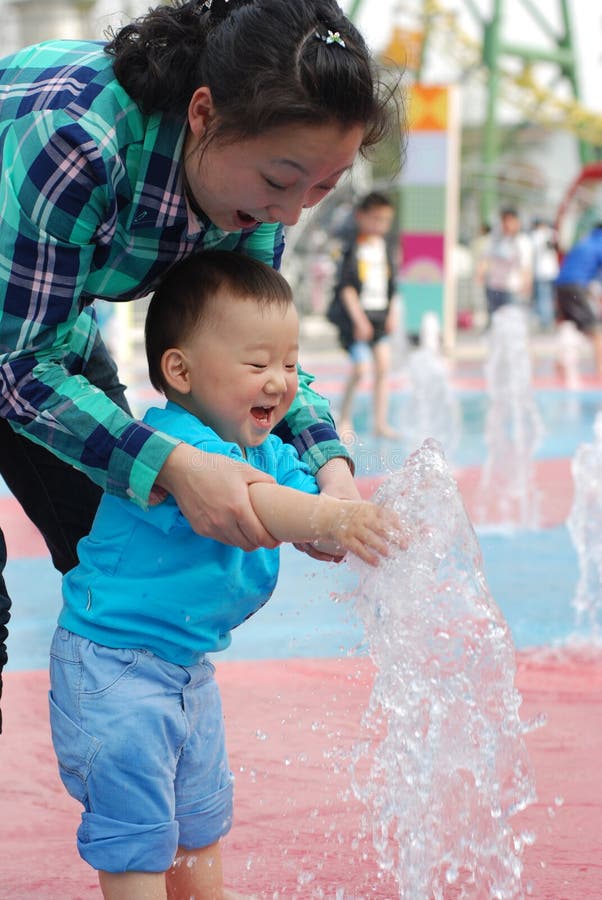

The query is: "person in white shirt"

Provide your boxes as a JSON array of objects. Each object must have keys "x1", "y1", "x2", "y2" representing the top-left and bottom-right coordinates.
[
  {"x1": 327, "y1": 192, "x2": 399, "y2": 439},
  {"x1": 477, "y1": 208, "x2": 533, "y2": 324},
  {"x1": 530, "y1": 218, "x2": 559, "y2": 330}
]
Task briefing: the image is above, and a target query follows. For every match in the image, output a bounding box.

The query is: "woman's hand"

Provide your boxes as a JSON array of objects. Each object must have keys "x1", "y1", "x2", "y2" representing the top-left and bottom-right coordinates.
[
  {"x1": 155, "y1": 443, "x2": 279, "y2": 551},
  {"x1": 294, "y1": 457, "x2": 360, "y2": 562}
]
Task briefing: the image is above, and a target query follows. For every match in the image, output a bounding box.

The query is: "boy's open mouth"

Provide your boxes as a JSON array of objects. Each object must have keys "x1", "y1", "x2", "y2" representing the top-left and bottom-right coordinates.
[{"x1": 251, "y1": 406, "x2": 273, "y2": 426}]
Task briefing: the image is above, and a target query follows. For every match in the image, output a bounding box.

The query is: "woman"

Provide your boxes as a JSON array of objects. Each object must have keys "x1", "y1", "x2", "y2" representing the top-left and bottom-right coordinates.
[{"x1": 0, "y1": 0, "x2": 399, "y2": 724}]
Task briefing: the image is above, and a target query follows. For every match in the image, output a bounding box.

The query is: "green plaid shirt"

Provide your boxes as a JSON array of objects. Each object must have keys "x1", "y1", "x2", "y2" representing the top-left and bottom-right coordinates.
[{"x1": 0, "y1": 41, "x2": 346, "y2": 507}]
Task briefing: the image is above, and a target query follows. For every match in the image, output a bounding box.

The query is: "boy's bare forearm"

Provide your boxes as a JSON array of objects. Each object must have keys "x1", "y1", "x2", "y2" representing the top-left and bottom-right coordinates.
[
  {"x1": 248, "y1": 483, "x2": 400, "y2": 564},
  {"x1": 248, "y1": 483, "x2": 338, "y2": 544}
]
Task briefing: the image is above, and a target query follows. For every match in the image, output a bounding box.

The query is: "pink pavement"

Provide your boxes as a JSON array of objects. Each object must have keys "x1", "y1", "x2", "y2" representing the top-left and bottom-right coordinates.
[
  {"x1": 357, "y1": 456, "x2": 574, "y2": 529},
  {"x1": 2, "y1": 652, "x2": 602, "y2": 898}
]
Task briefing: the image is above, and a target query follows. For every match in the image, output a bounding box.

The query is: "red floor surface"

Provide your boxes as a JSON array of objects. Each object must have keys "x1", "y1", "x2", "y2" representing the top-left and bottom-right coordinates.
[
  {"x1": 357, "y1": 457, "x2": 574, "y2": 530},
  {"x1": 2, "y1": 653, "x2": 602, "y2": 898}
]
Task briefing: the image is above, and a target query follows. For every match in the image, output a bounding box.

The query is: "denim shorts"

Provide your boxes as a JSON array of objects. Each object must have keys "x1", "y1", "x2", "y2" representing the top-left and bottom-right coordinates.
[
  {"x1": 348, "y1": 334, "x2": 389, "y2": 364},
  {"x1": 49, "y1": 627, "x2": 233, "y2": 873}
]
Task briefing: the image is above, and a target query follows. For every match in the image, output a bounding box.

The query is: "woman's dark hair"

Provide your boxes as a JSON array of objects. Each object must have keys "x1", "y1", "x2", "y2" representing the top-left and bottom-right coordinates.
[
  {"x1": 105, "y1": 0, "x2": 400, "y2": 155},
  {"x1": 145, "y1": 249, "x2": 293, "y2": 393}
]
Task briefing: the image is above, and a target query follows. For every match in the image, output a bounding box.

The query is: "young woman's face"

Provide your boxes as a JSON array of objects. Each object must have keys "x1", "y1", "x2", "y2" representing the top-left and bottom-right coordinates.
[
  {"x1": 184, "y1": 109, "x2": 365, "y2": 232},
  {"x1": 172, "y1": 295, "x2": 300, "y2": 449}
]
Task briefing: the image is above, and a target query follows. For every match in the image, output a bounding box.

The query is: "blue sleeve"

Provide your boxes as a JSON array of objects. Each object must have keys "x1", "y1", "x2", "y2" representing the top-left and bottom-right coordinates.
[
  {"x1": 132, "y1": 405, "x2": 246, "y2": 533},
  {"x1": 273, "y1": 440, "x2": 320, "y2": 494}
]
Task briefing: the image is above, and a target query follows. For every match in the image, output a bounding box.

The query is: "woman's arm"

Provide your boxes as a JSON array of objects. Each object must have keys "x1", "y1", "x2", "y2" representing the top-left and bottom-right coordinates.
[
  {"x1": 248, "y1": 481, "x2": 402, "y2": 565},
  {"x1": 0, "y1": 148, "x2": 278, "y2": 550},
  {"x1": 155, "y1": 443, "x2": 278, "y2": 551}
]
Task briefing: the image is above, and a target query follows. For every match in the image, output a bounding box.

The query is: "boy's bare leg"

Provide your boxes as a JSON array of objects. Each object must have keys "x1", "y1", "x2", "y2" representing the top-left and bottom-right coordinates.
[
  {"x1": 372, "y1": 341, "x2": 398, "y2": 438},
  {"x1": 167, "y1": 842, "x2": 257, "y2": 899},
  {"x1": 338, "y1": 359, "x2": 367, "y2": 442},
  {"x1": 97, "y1": 845, "x2": 255, "y2": 900},
  {"x1": 591, "y1": 330, "x2": 602, "y2": 375},
  {"x1": 99, "y1": 870, "x2": 167, "y2": 900}
]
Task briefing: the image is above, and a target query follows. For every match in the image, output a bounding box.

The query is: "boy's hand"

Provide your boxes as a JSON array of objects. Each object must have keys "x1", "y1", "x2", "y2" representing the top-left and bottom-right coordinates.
[
  {"x1": 293, "y1": 457, "x2": 360, "y2": 563},
  {"x1": 314, "y1": 498, "x2": 405, "y2": 566}
]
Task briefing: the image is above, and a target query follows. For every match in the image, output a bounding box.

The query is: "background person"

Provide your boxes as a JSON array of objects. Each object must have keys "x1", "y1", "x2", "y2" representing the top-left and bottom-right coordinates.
[
  {"x1": 477, "y1": 207, "x2": 533, "y2": 324},
  {"x1": 529, "y1": 217, "x2": 559, "y2": 331},
  {"x1": 49, "y1": 251, "x2": 400, "y2": 900},
  {"x1": 555, "y1": 222, "x2": 602, "y2": 375},
  {"x1": 0, "y1": 0, "x2": 400, "y2": 727},
  {"x1": 327, "y1": 192, "x2": 400, "y2": 440}
]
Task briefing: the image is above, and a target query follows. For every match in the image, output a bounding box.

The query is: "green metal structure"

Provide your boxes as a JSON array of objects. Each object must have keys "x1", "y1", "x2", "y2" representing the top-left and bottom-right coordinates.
[
  {"x1": 471, "y1": 0, "x2": 597, "y2": 219},
  {"x1": 347, "y1": 0, "x2": 600, "y2": 221}
]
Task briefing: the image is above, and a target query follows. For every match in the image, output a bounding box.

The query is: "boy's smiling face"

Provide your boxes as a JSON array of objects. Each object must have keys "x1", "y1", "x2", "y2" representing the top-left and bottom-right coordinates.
[{"x1": 164, "y1": 292, "x2": 299, "y2": 448}]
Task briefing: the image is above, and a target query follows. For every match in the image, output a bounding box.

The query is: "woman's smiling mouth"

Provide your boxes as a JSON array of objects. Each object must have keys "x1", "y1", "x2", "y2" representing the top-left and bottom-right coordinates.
[{"x1": 235, "y1": 210, "x2": 261, "y2": 228}]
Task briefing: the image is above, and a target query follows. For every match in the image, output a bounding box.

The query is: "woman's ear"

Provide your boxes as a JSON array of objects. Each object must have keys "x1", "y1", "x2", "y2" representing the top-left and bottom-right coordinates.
[
  {"x1": 187, "y1": 86, "x2": 215, "y2": 138},
  {"x1": 161, "y1": 348, "x2": 191, "y2": 394}
]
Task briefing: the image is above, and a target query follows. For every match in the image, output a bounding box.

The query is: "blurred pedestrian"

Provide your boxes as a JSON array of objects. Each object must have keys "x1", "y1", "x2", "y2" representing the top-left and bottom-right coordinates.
[
  {"x1": 327, "y1": 191, "x2": 399, "y2": 439},
  {"x1": 529, "y1": 218, "x2": 559, "y2": 331},
  {"x1": 555, "y1": 222, "x2": 602, "y2": 375},
  {"x1": 477, "y1": 208, "x2": 532, "y2": 324}
]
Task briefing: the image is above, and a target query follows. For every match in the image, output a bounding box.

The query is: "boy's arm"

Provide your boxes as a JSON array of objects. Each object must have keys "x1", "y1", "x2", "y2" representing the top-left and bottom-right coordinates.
[{"x1": 248, "y1": 482, "x2": 401, "y2": 565}]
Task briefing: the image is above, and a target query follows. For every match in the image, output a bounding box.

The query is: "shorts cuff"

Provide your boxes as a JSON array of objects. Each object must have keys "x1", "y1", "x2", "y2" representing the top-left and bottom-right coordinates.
[
  {"x1": 177, "y1": 777, "x2": 234, "y2": 849},
  {"x1": 78, "y1": 812, "x2": 179, "y2": 872}
]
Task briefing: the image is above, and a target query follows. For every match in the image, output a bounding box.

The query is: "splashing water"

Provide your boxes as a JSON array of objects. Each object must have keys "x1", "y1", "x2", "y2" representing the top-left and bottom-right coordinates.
[
  {"x1": 351, "y1": 440, "x2": 537, "y2": 898},
  {"x1": 566, "y1": 411, "x2": 602, "y2": 637},
  {"x1": 402, "y1": 346, "x2": 461, "y2": 459},
  {"x1": 478, "y1": 306, "x2": 544, "y2": 529}
]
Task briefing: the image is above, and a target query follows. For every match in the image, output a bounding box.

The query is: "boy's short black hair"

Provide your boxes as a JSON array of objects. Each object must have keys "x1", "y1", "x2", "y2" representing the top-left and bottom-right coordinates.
[
  {"x1": 356, "y1": 191, "x2": 394, "y2": 212},
  {"x1": 145, "y1": 250, "x2": 293, "y2": 394}
]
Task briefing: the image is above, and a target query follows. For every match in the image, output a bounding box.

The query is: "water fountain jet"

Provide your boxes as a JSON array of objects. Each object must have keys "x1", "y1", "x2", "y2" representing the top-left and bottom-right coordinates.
[{"x1": 351, "y1": 439, "x2": 537, "y2": 898}]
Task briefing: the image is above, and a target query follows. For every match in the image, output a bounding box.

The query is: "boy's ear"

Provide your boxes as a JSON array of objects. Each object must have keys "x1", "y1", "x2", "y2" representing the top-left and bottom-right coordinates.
[
  {"x1": 187, "y1": 86, "x2": 215, "y2": 138},
  {"x1": 161, "y1": 348, "x2": 191, "y2": 394}
]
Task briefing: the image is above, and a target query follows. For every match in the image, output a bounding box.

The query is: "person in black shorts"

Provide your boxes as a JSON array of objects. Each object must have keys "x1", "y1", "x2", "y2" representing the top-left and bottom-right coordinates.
[{"x1": 555, "y1": 223, "x2": 602, "y2": 374}]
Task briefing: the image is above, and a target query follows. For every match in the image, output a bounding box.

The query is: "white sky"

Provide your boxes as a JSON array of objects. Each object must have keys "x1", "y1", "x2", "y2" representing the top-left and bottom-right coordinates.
[{"x1": 344, "y1": 0, "x2": 602, "y2": 113}]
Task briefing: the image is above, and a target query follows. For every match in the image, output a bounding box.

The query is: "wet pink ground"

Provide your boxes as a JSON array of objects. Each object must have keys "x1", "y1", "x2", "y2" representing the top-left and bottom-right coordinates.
[{"x1": 3, "y1": 652, "x2": 602, "y2": 898}]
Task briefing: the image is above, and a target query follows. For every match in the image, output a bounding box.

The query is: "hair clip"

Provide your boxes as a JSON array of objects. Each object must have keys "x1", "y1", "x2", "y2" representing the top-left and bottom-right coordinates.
[
  {"x1": 200, "y1": 0, "x2": 230, "y2": 10},
  {"x1": 315, "y1": 29, "x2": 346, "y2": 48}
]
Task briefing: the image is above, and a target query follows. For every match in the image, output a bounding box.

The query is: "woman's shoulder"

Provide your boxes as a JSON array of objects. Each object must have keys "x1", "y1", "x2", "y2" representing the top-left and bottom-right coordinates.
[{"x1": 0, "y1": 40, "x2": 152, "y2": 143}]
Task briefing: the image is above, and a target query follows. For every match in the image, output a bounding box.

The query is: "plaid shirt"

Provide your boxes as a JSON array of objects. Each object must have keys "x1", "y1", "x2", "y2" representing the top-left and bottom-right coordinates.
[{"x1": 0, "y1": 41, "x2": 346, "y2": 507}]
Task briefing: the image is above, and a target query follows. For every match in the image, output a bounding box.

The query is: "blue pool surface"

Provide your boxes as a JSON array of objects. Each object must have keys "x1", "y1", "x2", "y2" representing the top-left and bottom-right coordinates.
[
  {"x1": 4, "y1": 524, "x2": 580, "y2": 672},
  {"x1": 350, "y1": 388, "x2": 602, "y2": 474}
]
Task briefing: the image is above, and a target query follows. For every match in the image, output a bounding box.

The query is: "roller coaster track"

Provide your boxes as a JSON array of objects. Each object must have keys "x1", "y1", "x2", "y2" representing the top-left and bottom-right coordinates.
[{"x1": 392, "y1": 0, "x2": 602, "y2": 147}]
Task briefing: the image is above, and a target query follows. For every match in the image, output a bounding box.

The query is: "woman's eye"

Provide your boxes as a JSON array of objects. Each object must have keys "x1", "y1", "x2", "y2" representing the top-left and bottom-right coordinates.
[{"x1": 264, "y1": 177, "x2": 285, "y2": 190}]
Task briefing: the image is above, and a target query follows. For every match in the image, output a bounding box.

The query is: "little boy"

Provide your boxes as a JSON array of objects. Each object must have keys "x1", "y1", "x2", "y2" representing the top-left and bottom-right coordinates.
[
  {"x1": 49, "y1": 250, "x2": 399, "y2": 900},
  {"x1": 328, "y1": 192, "x2": 399, "y2": 440}
]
